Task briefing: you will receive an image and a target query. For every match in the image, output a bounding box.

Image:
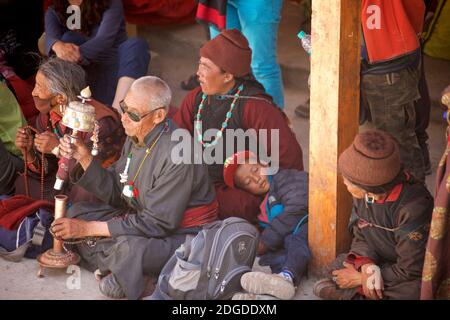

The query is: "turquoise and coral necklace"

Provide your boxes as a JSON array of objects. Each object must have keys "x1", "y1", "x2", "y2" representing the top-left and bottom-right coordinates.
[{"x1": 195, "y1": 84, "x2": 244, "y2": 147}]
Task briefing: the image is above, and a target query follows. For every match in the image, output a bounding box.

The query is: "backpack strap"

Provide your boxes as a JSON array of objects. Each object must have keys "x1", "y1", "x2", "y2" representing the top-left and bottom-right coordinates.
[
  {"x1": 31, "y1": 209, "x2": 51, "y2": 247},
  {"x1": 31, "y1": 221, "x2": 46, "y2": 247},
  {"x1": 183, "y1": 234, "x2": 195, "y2": 256}
]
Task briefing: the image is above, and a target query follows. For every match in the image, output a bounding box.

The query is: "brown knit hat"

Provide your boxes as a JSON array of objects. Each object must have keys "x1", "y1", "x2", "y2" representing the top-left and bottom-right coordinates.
[
  {"x1": 200, "y1": 29, "x2": 252, "y2": 77},
  {"x1": 338, "y1": 129, "x2": 402, "y2": 187}
]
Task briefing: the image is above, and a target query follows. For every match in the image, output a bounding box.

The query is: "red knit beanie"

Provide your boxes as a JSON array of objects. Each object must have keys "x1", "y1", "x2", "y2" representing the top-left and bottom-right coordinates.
[
  {"x1": 200, "y1": 29, "x2": 252, "y2": 77},
  {"x1": 338, "y1": 130, "x2": 402, "y2": 187},
  {"x1": 223, "y1": 151, "x2": 256, "y2": 188}
]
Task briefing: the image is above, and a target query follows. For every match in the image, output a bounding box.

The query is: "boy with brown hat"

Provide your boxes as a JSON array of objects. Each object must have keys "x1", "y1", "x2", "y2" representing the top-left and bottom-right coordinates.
[{"x1": 314, "y1": 129, "x2": 433, "y2": 300}]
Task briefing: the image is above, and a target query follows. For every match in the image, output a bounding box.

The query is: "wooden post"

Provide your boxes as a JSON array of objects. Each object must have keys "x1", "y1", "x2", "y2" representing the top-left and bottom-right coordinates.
[{"x1": 308, "y1": 0, "x2": 361, "y2": 271}]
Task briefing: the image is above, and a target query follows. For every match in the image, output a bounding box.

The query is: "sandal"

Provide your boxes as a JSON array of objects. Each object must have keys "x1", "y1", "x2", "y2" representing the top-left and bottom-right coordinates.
[
  {"x1": 99, "y1": 273, "x2": 126, "y2": 299},
  {"x1": 294, "y1": 100, "x2": 310, "y2": 118},
  {"x1": 180, "y1": 74, "x2": 200, "y2": 91},
  {"x1": 313, "y1": 278, "x2": 357, "y2": 300}
]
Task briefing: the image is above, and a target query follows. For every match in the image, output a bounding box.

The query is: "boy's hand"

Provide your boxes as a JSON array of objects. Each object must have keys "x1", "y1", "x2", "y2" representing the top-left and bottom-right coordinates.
[{"x1": 257, "y1": 240, "x2": 268, "y2": 255}]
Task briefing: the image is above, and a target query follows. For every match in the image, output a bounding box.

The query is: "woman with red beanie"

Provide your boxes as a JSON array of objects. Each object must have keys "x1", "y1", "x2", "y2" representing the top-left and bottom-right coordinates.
[{"x1": 174, "y1": 29, "x2": 304, "y2": 223}]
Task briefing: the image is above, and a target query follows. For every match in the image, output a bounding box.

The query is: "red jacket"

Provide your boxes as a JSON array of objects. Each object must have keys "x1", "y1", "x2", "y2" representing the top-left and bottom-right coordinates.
[{"x1": 362, "y1": 0, "x2": 425, "y2": 63}]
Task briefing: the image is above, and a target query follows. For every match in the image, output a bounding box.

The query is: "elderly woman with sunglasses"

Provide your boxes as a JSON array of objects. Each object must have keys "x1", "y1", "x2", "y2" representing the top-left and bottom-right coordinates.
[{"x1": 14, "y1": 57, "x2": 125, "y2": 202}]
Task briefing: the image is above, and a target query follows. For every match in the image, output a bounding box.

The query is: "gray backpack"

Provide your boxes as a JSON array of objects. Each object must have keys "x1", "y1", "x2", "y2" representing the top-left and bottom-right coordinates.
[{"x1": 150, "y1": 217, "x2": 259, "y2": 300}]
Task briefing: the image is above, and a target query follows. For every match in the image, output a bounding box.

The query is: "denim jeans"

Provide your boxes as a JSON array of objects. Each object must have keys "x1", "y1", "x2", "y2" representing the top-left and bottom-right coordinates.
[{"x1": 210, "y1": 0, "x2": 285, "y2": 108}]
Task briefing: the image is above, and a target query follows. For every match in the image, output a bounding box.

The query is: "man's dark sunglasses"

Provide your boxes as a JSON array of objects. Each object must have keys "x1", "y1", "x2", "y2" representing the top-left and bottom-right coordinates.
[{"x1": 119, "y1": 100, "x2": 164, "y2": 122}]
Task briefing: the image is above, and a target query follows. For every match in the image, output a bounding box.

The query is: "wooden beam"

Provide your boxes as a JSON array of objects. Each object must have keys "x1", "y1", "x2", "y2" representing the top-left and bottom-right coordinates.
[{"x1": 308, "y1": 0, "x2": 361, "y2": 271}]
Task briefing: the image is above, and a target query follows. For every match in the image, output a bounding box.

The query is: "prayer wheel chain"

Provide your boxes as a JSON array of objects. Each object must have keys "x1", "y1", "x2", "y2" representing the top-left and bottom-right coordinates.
[{"x1": 49, "y1": 227, "x2": 100, "y2": 247}]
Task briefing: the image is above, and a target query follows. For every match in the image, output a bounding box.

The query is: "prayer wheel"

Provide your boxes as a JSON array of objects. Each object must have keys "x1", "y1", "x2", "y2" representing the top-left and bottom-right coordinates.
[
  {"x1": 54, "y1": 87, "x2": 99, "y2": 190},
  {"x1": 36, "y1": 195, "x2": 80, "y2": 277}
]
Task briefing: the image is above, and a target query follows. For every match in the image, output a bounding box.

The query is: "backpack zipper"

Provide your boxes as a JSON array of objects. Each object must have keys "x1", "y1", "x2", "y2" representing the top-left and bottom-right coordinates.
[
  {"x1": 213, "y1": 231, "x2": 255, "y2": 279},
  {"x1": 206, "y1": 219, "x2": 237, "y2": 278},
  {"x1": 213, "y1": 266, "x2": 251, "y2": 299}
]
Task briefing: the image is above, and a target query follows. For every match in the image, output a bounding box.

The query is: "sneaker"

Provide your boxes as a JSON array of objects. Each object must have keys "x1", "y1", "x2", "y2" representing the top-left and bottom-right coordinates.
[
  {"x1": 99, "y1": 273, "x2": 126, "y2": 299},
  {"x1": 294, "y1": 102, "x2": 310, "y2": 118},
  {"x1": 232, "y1": 292, "x2": 279, "y2": 300},
  {"x1": 240, "y1": 272, "x2": 296, "y2": 300},
  {"x1": 313, "y1": 278, "x2": 357, "y2": 300}
]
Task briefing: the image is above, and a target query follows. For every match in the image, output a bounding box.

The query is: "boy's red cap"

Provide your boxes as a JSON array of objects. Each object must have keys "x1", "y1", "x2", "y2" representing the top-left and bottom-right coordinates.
[{"x1": 223, "y1": 151, "x2": 256, "y2": 188}]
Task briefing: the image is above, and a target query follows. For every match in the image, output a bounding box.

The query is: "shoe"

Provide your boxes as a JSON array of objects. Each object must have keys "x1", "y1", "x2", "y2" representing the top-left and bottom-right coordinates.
[
  {"x1": 99, "y1": 273, "x2": 126, "y2": 299},
  {"x1": 294, "y1": 102, "x2": 310, "y2": 118},
  {"x1": 94, "y1": 269, "x2": 110, "y2": 281},
  {"x1": 240, "y1": 272, "x2": 296, "y2": 300},
  {"x1": 232, "y1": 292, "x2": 279, "y2": 300},
  {"x1": 180, "y1": 75, "x2": 200, "y2": 91},
  {"x1": 313, "y1": 278, "x2": 357, "y2": 300}
]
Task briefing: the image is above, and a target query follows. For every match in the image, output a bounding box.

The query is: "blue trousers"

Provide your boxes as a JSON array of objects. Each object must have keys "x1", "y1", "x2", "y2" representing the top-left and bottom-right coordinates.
[
  {"x1": 210, "y1": 0, "x2": 285, "y2": 108},
  {"x1": 259, "y1": 223, "x2": 311, "y2": 285},
  {"x1": 61, "y1": 32, "x2": 150, "y2": 106}
]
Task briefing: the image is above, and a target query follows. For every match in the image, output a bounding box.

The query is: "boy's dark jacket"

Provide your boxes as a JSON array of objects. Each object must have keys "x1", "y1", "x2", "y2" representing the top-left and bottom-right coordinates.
[{"x1": 259, "y1": 169, "x2": 308, "y2": 250}]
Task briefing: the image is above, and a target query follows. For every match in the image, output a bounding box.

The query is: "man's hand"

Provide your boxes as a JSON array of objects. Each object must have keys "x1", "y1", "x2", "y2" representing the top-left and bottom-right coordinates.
[
  {"x1": 361, "y1": 263, "x2": 384, "y2": 300},
  {"x1": 51, "y1": 218, "x2": 111, "y2": 239},
  {"x1": 52, "y1": 41, "x2": 81, "y2": 63},
  {"x1": 15, "y1": 127, "x2": 34, "y2": 154},
  {"x1": 257, "y1": 240, "x2": 268, "y2": 255},
  {"x1": 34, "y1": 131, "x2": 59, "y2": 154},
  {"x1": 51, "y1": 218, "x2": 90, "y2": 239},
  {"x1": 332, "y1": 262, "x2": 362, "y2": 289},
  {"x1": 59, "y1": 134, "x2": 93, "y2": 169}
]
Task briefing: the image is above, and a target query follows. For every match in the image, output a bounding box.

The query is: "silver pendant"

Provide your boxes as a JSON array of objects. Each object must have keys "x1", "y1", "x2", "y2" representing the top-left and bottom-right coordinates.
[
  {"x1": 120, "y1": 173, "x2": 128, "y2": 184},
  {"x1": 122, "y1": 184, "x2": 134, "y2": 198}
]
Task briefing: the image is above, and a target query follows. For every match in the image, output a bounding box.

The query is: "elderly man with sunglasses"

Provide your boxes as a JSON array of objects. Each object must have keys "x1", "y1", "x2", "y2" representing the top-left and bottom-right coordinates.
[{"x1": 52, "y1": 76, "x2": 218, "y2": 300}]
